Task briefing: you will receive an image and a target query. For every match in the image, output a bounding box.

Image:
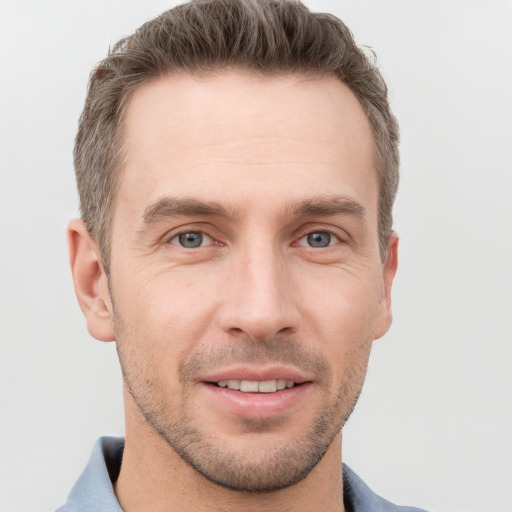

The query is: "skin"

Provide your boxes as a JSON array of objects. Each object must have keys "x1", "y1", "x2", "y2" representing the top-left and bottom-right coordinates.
[{"x1": 68, "y1": 72, "x2": 398, "y2": 512}]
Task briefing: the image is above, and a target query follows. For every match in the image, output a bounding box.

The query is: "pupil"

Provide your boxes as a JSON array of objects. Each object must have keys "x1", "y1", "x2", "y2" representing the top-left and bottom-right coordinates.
[
  {"x1": 307, "y1": 232, "x2": 331, "y2": 247},
  {"x1": 179, "y1": 232, "x2": 203, "y2": 248}
]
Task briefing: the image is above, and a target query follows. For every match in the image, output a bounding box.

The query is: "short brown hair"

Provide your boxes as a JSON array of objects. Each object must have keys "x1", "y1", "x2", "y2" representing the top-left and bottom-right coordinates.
[{"x1": 74, "y1": 0, "x2": 399, "y2": 273}]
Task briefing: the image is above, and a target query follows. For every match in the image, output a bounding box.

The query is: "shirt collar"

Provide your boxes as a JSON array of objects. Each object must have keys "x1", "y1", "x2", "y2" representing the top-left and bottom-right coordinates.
[{"x1": 58, "y1": 436, "x2": 424, "y2": 512}]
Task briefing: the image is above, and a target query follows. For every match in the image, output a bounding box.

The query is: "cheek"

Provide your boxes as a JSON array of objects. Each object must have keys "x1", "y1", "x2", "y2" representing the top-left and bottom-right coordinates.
[
  {"x1": 300, "y1": 268, "x2": 382, "y2": 335},
  {"x1": 115, "y1": 267, "x2": 221, "y2": 353},
  {"x1": 298, "y1": 269, "x2": 380, "y2": 375}
]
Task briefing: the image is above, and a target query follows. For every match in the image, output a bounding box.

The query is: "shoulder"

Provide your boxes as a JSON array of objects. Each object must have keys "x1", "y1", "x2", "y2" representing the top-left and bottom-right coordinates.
[
  {"x1": 55, "y1": 437, "x2": 124, "y2": 512},
  {"x1": 343, "y1": 464, "x2": 430, "y2": 512}
]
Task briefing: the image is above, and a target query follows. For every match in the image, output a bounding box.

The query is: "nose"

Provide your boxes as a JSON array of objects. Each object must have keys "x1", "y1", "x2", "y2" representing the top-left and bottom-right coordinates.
[{"x1": 218, "y1": 244, "x2": 300, "y2": 342}]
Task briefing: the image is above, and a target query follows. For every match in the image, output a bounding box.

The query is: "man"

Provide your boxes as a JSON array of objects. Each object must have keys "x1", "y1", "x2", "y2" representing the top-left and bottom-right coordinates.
[{"x1": 59, "y1": 0, "x2": 426, "y2": 510}]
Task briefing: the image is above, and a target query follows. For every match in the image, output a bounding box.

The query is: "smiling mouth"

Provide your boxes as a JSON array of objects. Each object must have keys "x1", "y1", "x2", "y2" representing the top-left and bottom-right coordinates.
[{"x1": 212, "y1": 379, "x2": 299, "y2": 393}]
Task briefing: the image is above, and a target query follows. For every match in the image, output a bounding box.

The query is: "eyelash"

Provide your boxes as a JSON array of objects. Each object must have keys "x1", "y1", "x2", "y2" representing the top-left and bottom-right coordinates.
[
  {"x1": 167, "y1": 230, "x2": 217, "y2": 248},
  {"x1": 165, "y1": 226, "x2": 345, "y2": 249},
  {"x1": 295, "y1": 229, "x2": 342, "y2": 248}
]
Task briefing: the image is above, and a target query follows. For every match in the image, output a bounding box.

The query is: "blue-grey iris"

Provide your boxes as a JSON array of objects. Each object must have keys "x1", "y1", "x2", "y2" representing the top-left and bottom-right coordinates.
[
  {"x1": 307, "y1": 232, "x2": 331, "y2": 247},
  {"x1": 179, "y1": 232, "x2": 203, "y2": 248}
]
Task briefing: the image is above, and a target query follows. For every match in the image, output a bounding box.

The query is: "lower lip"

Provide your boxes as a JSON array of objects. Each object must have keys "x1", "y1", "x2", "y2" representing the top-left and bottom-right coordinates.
[{"x1": 200, "y1": 382, "x2": 312, "y2": 418}]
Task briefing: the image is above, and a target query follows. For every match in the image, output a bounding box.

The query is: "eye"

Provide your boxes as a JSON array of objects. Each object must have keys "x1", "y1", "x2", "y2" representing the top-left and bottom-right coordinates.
[
  {"x1": 170, "y1": 231, "x2": 213, "y2": 248},
  {"x1": 298, "y1": 231, "x2": 340, "y2": 248}
]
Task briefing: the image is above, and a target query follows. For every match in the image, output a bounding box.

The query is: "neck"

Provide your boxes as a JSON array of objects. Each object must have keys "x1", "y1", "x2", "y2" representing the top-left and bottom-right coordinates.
[{"x1": 115, "y1": 402, "x2": 346, "y2": 512}]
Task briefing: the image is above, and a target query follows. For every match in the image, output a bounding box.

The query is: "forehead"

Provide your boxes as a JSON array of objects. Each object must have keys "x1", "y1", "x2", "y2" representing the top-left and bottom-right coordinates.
[{"x1": 117, "y1": 72, "x2": 377, "y2": 221}]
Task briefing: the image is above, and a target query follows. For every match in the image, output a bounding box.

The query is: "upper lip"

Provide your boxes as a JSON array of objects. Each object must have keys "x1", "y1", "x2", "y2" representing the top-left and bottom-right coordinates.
[{"x1": 200, "y1": 366, "x2": 313, "y2": 384}]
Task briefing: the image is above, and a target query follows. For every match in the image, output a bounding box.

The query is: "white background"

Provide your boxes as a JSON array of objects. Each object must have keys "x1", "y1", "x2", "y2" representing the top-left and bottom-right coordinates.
[{"x1": 1, "y1": 1, "x2": 511, "y2": 511}]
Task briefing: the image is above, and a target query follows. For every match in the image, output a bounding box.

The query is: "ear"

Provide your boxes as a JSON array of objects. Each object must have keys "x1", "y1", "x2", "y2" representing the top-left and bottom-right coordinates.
[
  {"x1": 68, "y1": 219, "x2": 115, "y2": 342},
  {"x1": 373, "y1": 233, "x2": 399, "y2": 340}
]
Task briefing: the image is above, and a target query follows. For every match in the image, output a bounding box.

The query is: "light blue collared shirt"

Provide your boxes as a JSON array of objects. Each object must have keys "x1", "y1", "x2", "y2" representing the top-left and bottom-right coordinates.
[{"x1": 56, "y1": 437, "x2": 429, "y2": 512}]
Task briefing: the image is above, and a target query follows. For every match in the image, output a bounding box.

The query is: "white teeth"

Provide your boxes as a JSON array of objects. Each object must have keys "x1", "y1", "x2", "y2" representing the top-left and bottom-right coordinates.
[
  {"x1": 258, "y1": 380, "x2": 277, "y2": 393},
  {"x1": 240, "y1": 380, "x2": 259, "y2": 392},
  {"x1": 227, "y1": 379, "x2": 241, "y2": 390},
  {"x1": 277, "y1": 379, "x2": 287, "y2": 390},
  {"x1": 217, "y1": 379, "x2": 296, "y2": 393}
]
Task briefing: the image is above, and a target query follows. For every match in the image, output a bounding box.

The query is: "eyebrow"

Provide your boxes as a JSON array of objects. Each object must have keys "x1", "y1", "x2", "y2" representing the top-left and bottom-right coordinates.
[
  {"x1": 143, "y1": 197, "x2": 236, "y2": 224},
  {"x1": 290, "y1": 196, "x2": 366, "y2": 218},
  {"x1": 142, "y1": 195, "x2": 366, "y2": 225}
]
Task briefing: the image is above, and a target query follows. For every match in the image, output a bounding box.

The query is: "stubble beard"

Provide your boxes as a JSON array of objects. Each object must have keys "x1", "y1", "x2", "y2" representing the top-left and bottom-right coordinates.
[{"x1": 114, "y1": 315, "x2": 368, "y2": 493}]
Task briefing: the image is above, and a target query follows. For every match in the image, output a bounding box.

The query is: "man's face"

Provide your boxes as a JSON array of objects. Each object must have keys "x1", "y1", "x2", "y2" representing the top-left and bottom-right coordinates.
[{"x1": 107, "y1": 72, "x2": 396, "y2": 491}]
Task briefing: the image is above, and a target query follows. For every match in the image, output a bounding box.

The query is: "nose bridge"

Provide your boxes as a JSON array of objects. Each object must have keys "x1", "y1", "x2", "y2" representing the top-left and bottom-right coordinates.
[{"x1": 221, "y1": 235, "x2": 297, "y2": 341}]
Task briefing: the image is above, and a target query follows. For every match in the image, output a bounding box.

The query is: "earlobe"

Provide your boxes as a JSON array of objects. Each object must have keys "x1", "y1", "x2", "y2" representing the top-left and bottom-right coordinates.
[
  {"x1": 68, "y1": 219, "x2": 115, "y2": 342},
  {"x1": 374, "y1": 233, "x2": 399, "y2": 340}
]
